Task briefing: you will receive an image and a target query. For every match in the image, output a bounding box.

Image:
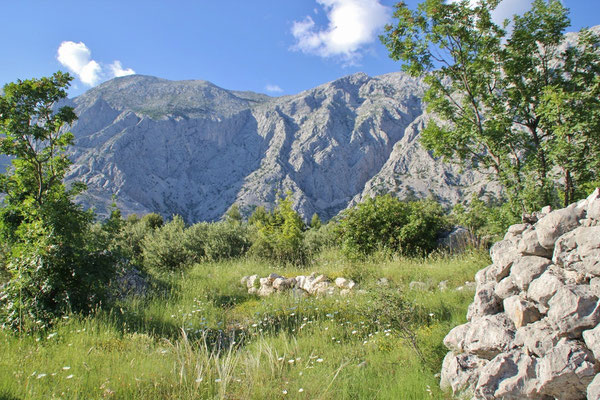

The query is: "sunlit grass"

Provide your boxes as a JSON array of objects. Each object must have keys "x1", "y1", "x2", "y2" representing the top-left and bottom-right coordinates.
[{"x1": 0, "y1": 250, "x2": 488, "y2": 399}]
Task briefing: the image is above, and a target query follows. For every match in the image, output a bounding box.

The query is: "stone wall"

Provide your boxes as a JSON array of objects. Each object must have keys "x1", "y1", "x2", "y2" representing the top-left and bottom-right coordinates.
[{"x1": 440, "y1": 189, "x2": 600, "y2": 399}]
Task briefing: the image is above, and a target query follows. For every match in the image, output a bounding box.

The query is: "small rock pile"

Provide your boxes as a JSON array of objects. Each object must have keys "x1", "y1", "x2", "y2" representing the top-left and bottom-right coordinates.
[
  {"x1": 441, "y1": 188, "x2": 600, "y2": 400},
  {"x1": 241, "y1": 273, "x2": 356, "y2": 297}
]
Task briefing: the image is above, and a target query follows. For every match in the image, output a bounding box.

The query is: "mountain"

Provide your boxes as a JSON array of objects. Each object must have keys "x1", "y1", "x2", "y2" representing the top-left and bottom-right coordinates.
[{"x1": 64, "y1": 72, "x2": 497, "y2": 222}]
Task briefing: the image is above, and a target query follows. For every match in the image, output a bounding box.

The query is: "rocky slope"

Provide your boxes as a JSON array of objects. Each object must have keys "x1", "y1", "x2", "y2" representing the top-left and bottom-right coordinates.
[
  {"x1": 62, "y1": 72, "x2": 495, "y2": 222},
  {"x1": 440, "y1": 189, "x2": 600, "y2": 399}
]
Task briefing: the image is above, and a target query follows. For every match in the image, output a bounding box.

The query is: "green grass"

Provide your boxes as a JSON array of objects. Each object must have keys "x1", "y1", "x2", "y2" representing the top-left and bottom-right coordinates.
[{"x1": 0, "y1": 249, "x2": 488, "y2": 399}]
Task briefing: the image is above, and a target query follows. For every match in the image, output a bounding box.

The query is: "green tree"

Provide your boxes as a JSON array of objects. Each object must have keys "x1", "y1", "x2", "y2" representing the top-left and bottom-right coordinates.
[
  {"x1": 381, "y1": 0, "x2": 600, "y2": 211},
  {"x1": 0, "y1": 72, "x2": 115, "y2": 331}
]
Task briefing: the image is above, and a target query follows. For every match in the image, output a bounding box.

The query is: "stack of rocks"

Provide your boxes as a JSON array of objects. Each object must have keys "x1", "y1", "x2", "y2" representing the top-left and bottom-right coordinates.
[
  {"x1": 241, "y1": 273, "x2": 356, "y2": 297},
  {"x1": 440, "y1": 189, "x2": 600, "y2": 399}
]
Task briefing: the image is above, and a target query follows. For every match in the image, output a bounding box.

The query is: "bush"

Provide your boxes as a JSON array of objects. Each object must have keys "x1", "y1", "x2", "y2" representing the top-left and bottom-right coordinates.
[
  {"x1": 338, "y1": 195, "x2": 448, "y2": 258},
  {"x1": 141, "y1": 216, "x2": 191, "y2": 272},
  {"x1": 249, "y1": 194, "x2": 308, "y2": 265},
  {"x1": 0, "y1": 198, "x2": 115, "y2": 331},
  {"x1": 203, "y1": 222, "x2": 250, "y2": 261},
  {"x1": 451, "y1": 195, "x2": 520, "y2": 243},
  {"x1": 303, "y1": 221, "x2": 338, "y2": 256}
]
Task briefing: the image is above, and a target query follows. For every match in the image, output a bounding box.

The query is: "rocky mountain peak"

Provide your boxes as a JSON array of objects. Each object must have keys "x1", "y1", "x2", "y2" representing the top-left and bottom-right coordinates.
[{"x1": 64, "y1": 70, "x2": 496, "y2": 222}]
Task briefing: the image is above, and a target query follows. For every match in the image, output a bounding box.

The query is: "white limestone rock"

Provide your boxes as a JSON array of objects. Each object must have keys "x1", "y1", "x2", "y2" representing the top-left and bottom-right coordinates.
[
  {"x1": 514, "y1": 319, "x2": 562, "y2": 358},
  {"x1": 517, "y1": 229, "x2": 552, "y2": 258},
  {"x1": 547, "y1": 284, "x2": 600, "y2": 338},
  {"x1": 582, "y1": 324, "x2": 600, "y2": 360},
  {"x1": 536, "y1": 338, "x2": 596, "y2": 400},
  {"x1": 440, "y1": 352, "x2": 487, "y2": 395},
  {"x1": 467, "y1": 282, "x2": 501, "y2": 321},
  {"x1": 587, "y1": 188, "x2": 600, "y2": 221},
  {"x1": 587, "y1": 373, "x2": 600, "y2": 400},
  {"x1": 535, "y1": 205, "x2": 584, "y2": 250},
  {"x1": 495, "y1": 276, "x2": 520, "y2": 300},
  {"x1": 475, "y1": 350, "x2": 541, "y2": 400},
  {"x1": 503, "y1": 295, "x2": 541, "y2": 329},
  {"x1": 553, "y1": 226, "x2": 600, "y2": 276},
  {"x1": 443, "y1": 313, "x2": 516, "y2": 360},
  {"x1": 510, "y1": 256, "x2": 552, "y2": 291},
  {"x1": 527, "y1": 268, "x2": 565, "y2": 313}
]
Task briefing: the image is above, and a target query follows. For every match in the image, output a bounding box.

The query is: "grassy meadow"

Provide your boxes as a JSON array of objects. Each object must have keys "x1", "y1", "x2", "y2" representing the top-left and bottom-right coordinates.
[{"x1": 0, "y1": 249, "x2": 488, "y2": 399}]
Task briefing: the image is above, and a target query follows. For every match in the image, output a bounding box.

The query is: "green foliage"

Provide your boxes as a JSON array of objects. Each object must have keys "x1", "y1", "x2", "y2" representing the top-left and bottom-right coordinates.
[
  {"x1": 338, "y1": 195, "x2": 448, "y2": 258},
  {"x1": 451, "y1": 195, "x2": 520, "y2": 242},
  {"x1": 382, "y1": 0, "x2": 600, "y2": 211},
  {"x1": 184, "y1": 221, "x2": 250, "y2": 262},
  {"x1": 249, "y1": 193, "x2": 308, "y2": 265},
  {"x1": 0, "y1": 72, "x2": 115, "y2": 331},
  {"x1": 303, "y1": 221, "x2": 338, "y2": 257},
  {"x1": 224, "y1": 203, "x2": 243, "y2": 223},
  {"x1": 310, "y1": 213, "x2": 322, "y2": 229},
  {"x1": 141, "y1": 215, "x2": 191, "y2": 273}
]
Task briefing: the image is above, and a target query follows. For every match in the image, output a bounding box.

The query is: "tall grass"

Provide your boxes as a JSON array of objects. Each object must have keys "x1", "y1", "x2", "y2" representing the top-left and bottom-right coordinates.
[{"x1": 0, "y1": 250, "x2": 488, "y2": 399}]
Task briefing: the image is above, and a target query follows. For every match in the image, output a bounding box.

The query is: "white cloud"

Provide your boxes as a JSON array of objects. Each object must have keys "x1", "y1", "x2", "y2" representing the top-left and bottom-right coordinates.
[
  {"x1": 291, "y1": 0, "x2": 391, "y2": 62},
  {"x1": 265, "y1": 84, "x2": 284, "y2": 93},
  {"x1": 447, "y1": 0, "x2": 534, "y2": 24},
  {"x1": 57, "y1": 41, "x2": 135, "y2": 87},
  {"x1": 110, "y1": 61, "x2": 135, "y2": 78}
]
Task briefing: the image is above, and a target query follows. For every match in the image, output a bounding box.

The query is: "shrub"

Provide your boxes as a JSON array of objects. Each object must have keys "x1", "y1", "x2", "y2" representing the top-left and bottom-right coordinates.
[
  {"x1": 203, "y1": 222, "x2": 250, "y2": 261},
  {"x1": 141, "y1": 216, "x2": 191, "y2": 272},
  {"x1": 249, "y1": 194, "x2": 308, "y2": 265},
  {"x1": 303, "y1": 221, "x2": 338, "y2": 256},
  {"x1": 451, "y1": 195, "x2": 520, "y2": 243},
  {"x1": 338, "y1": 195, "x2": 448, "y2": 258}
]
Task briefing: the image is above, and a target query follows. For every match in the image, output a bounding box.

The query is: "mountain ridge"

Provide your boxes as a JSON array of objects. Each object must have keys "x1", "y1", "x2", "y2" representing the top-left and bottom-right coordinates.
[{"x1": 64, "y1": 70, "x2": 496, "y2": 222}]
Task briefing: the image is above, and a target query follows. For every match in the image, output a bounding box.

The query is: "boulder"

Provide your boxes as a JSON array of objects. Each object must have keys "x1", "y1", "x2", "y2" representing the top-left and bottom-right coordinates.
[
  {"x1": 587, "y1": 188, "x2": 600, "y2": 221},
  {"x1": 440, "y1": 352, "x2": 487, "y2": 395},
  {"x1": 334, "y1": 277, "x2": 355, "y2": 290},
  {"x1": 272, "y1": 277, "x2": 296, "y2": 291},
  {"x1": 517, "y1": 230, "x2": 552, "y2": 258},
  {"x1": 257, "y1": 284, "x2": 275, "y2": 297},
  {"x1": 490, "y1": 240, "x2": 519, "y2": 278},
  {"x1": 536, "y1": 338, "x2": 596, "y2": 400},
  {"x1": 553, "y1": 226, "x2": 600, "y2": 276},
  {"x1": 475, "y1": 350, "x2": 541, "y2": 400},
  {"x1": 535, "y1": 206, "x2": 584, "y2": 250},
  {"x1": 510, "y1": 256, "x2": 551, "y2": 291},
  {"x1": 242, "y1": 274, "x2": 259, "y2": 289},
  {"x1": 466, "y1": 282, "x2": 501, "y2": 321},
  {"x1": 527, "y1": 268, "x2": 564, "y2": 313},
  {"x1": 582, "y1": 324, "x2": 600, "y2": 360},
  {"x1": 444, "y1": 313, "x2": 516, "y2": 360},
  {"x1": 587, "y1": 374, "x2": 600, "y2": 400},
  {"x1": 514, "y1": 319, "x2": 562, "y2": 358},
  {"x1": 547, "y1": 284, "x2": 600, "y2": 338},
  {"x1": 495, "y1": 276, "x2": 520, "y2": 300},
  {"x1": 503, "y1": 295, "x2": 541, "y2": 328}
]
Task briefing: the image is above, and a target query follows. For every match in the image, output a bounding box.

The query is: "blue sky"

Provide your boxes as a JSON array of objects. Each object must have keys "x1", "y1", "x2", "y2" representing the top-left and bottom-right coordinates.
[{"x1": 1, "y1": 0, "x2": 598, "y2": 97}]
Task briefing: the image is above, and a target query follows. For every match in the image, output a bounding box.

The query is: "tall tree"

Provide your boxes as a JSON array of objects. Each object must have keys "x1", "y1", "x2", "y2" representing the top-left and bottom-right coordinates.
[
  {"x1": 0, "y1": 72, "x2": 114, "y2": 331},
  {"x1": 381, "y1": 0, "x2": 600, "y2": 210}
]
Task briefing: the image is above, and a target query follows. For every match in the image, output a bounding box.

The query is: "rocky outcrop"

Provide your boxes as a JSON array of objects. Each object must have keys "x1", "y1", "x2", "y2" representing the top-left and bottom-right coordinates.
[
  {"x1": 62, "y1": 72, "x2": 496, "y2": 222},
  {"x1": 440, "y1": 189, "x2": 600, "y2": 399},
  {"x1": 241, "y1": 272, "x2": 356, "y2": 297}
]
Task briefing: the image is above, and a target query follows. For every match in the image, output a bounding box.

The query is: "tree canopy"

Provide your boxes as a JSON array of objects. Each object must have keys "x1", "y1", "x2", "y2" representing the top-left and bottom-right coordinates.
[{"x1": 381, "y1": 0, "x2": 600, "y2": 210}]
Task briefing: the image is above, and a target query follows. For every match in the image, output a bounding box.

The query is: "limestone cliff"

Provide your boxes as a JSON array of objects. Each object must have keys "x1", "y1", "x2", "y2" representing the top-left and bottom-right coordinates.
[{"x1": 64, "y1": 72, "x2": 493, "y2": 221}]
